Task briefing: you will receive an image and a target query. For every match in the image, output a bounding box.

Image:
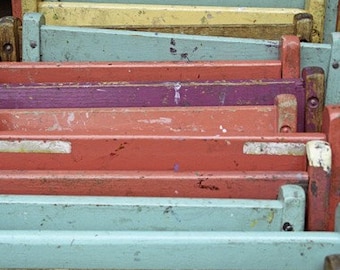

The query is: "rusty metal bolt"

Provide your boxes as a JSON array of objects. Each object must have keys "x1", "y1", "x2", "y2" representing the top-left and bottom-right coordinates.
[
  {"x1": 280, "y1": 125, "x2": 292, "y2": 133},
  {"x1": 332, "y1": 61, "x2": 339, "y2": 69},
  {"x1": 2, "y1": 43, "x2": 13, "y2": 54},
  {"x1": 282, "y1": 222, "x2": 294, "y2": 231},
  {"x1": 307, "y1": 97, "x2": 319, "y2": 109}
]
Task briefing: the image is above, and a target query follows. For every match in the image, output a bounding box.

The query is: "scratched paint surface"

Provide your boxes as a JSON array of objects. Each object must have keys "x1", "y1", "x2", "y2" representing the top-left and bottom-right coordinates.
[{"x1": 0, "y1": 106, "x2": 280, "y2": 135}]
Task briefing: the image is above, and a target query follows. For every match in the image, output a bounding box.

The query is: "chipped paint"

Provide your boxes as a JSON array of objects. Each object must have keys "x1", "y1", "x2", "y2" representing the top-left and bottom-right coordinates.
[
  {"x1": 137, "y1": 117, "x2": 172, "y2": 124},
  {"x1": 174, "y1": 82, "x2": 181, "y2": 105},
  {"x1": 267, "y1": 210, "x2": 275, "y2": 224},
  {"x1": 306, "y1": 140, "x2": 332, "y2": 173},
  {"x1": 0, "y1": 140, "x2": 71, "y2": 154},
  {"x1": 219, "y1": 125, "x2": 227, "y2": 133},
  {"x1": 67, "y1": 112, "x2": 75, "y2": 126},
  {"x1": 243, "y1": 142, "x2": 305, "y2": 155}
]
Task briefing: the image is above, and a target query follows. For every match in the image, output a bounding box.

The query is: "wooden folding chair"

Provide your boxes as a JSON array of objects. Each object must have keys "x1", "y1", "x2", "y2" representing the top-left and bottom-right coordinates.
[
  {"x1": 0, "y1": 101, "x2": 333, "y2": 231},
  {"x1": 21, "y1": 13, "x2": 340, "y2": 106},
  {"x1": 19, "y1": 0, "x2": 321, "y2": 41}
]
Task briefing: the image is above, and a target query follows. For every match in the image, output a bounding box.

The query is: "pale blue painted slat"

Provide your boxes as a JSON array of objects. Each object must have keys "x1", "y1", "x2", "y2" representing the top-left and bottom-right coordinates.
[
  {"x1": 325, "y1": 32, "x2": 340, "y2": 104},
  {"x1": 0, "y1": 230, "x2": 339, "y2": 269},
  {"x1": 0, "y1": 185, "x2": 305, "y2": 232},
  {"x1": 324, "y1": 0, "x2": 338, "y2": 42}
]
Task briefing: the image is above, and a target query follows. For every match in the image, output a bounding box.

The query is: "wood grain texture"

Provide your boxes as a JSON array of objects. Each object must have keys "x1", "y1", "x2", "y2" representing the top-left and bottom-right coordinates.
[
  {"x1": 20, "y1": 2, "x2": 316, "y2": 40},
  {"x1": 0, "y1": 16, "x2": 21, "y2": 61}
]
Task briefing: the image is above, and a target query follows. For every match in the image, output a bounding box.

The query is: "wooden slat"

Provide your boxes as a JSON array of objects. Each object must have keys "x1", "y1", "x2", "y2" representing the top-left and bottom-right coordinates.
[
  {"x1": 0, "y1": 185, "x2": 306, "y2": 231},
  {"x1": 0, "y1": 170, "x2": 308, "y2": 199},
  {"x1": 322, "y1": 106, "x2": 340, "y2": 231},
  {"x1": 21, "y1": 0, "x2": 339, "y2": 41},
  {"x1": 0, "y1": 35, "x2": 299, "y2": 83},
  {"x1": 0, "y1": 97, "x2": 296, "y2": 135},
  {"x1": 0, "y1": 225, "x2": 339, "y2": 269},
  {"x1": 20, "y1": 1, "x2": 323, "y2": 41},
  {"x1": 0, "y1": 60, "x2": 283, "y2": 83},
  {"x1": 0, "y1": 79, "x2": 306, "y2": 131}
]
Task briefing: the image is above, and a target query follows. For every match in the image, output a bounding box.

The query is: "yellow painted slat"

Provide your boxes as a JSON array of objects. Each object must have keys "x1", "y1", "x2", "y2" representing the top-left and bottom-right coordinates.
[
  {"x1": 22, "y1": 0, "x2": 38, "y2": 14},
  {"x1": 304, "y1": 0, "x2": 325, "y2": 42},
  {"x1": 38, "y1": 2, "x2": 304, "y2": 27}
]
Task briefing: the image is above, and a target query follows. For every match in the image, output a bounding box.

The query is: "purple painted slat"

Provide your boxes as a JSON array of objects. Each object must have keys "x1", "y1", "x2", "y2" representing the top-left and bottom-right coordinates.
[{"x1": 0, "y1": 79, "x2": 305, "y2": 131}]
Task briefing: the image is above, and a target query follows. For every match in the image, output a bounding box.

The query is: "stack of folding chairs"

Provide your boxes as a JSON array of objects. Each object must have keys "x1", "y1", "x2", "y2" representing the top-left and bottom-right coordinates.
[{"x1": 0, "y1": 0, "x2": 340, "y2": 269}]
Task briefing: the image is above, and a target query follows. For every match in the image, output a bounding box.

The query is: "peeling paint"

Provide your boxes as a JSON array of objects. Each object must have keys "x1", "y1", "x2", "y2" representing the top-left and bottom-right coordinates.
[
  {"x1": 0, "y1": 140, "x2": 72, "y2": 154},
  {"x1": 243, "y1": 142, "x2": 305, "y2": 156},
  {"x1": 306, "y1": 140, "x2": 332, "y2": 173},
  {"x1": 137, "y1": 117, "x2": 172, "y2": 124},
  {"x1": 174, "y1": 82, "x2": 181, "y2": 105},
  {"x1": 67, "y1": 112, "x2": 75, "y2": 126}
]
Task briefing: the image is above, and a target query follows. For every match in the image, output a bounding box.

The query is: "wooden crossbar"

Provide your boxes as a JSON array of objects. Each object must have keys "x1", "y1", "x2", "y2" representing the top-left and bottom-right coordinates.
[
  {"x1": 0, "y1": 185, "x2": 306, "y2": 231},
  {"x1": 0, "y1": 205, "x2": 338, "y2": 269}
]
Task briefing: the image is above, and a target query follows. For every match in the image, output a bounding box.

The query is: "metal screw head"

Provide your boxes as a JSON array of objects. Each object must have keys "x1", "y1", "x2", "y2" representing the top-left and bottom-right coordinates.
[
  {"x1": 2, "y1": 43, "x2": 13, "y2": 54},
  {"x1": 283, "y1": 222, "x2": 294, "y2": 231},
  {"x1": 280, "y1": 125, "x2": 292, "y2": 133},
  {"x1": 30, "y1": 40, "x2": 37, "y2": 49},
  {"x1": 332, "y1": 61, "x2": 339, "y2": 69},
  {"x1": 307, "y1": 97, "x2": 319, "y2": 109}
]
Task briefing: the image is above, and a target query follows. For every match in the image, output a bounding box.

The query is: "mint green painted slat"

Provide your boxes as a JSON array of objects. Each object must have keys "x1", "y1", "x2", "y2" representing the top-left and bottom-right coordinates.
[
  {"x1": 0, "y1": 230, "x2": 339, "y2": 269},
  {"x1": 325, "y1": 33, "x2": 340, "y2": 104},
  {"x1": 46, "y1": 0, "x2": 306, "y2": 8},
  {"x1": 22, "y1": 13, "x2": 340, "y2": 104},
  {"x1": 324, "y1": 0, "x2": 338, "y2": 42},
  {"x1": 0, "y1": 185, "x2": 305, "y2": 232}
]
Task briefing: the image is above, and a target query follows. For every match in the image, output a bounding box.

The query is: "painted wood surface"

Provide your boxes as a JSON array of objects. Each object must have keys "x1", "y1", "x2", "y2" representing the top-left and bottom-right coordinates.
[
  {"x1": 21, "y1": 0, "x2": 325, "y2": 42},
  {"x1": 19, "y1": 0, "x2": 337, "y2": 42},
  {"x1": 0, "y1": 170, "x2": 309, "y2": 199},
  {"x1": 322, "y1": 106, "x2": 340, "y2": 231},
  {"x1": 0, "y1": 116, "x2": 325, "y2": 171},
  {"x1": 0, "y1": 16, "x2": 21, "y2": 61},
  {"x1": 0, "y1": 185, "x2": 305, "y2": 232},
  {"x1": 0, "y1": 79, "x2": 305, "y2": 131},
  {"x1": 0, "y1": 205, "x2": 338, "y2": 269},
  {"x1": 306, "y1": 140, "x2": 332, "y2": 231},
  {"x1": 0, "y1": 60, "x2": 283, "y2": 82},
  {"x1": 0, "y1": 34, "x2": 300, "y2": 81},
  {"x1": 0, "y1": 98, "x2": 296, "y2": 136},
  {"x1": 21, "y1": 13, "x2": 340, "y2": 106}
]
